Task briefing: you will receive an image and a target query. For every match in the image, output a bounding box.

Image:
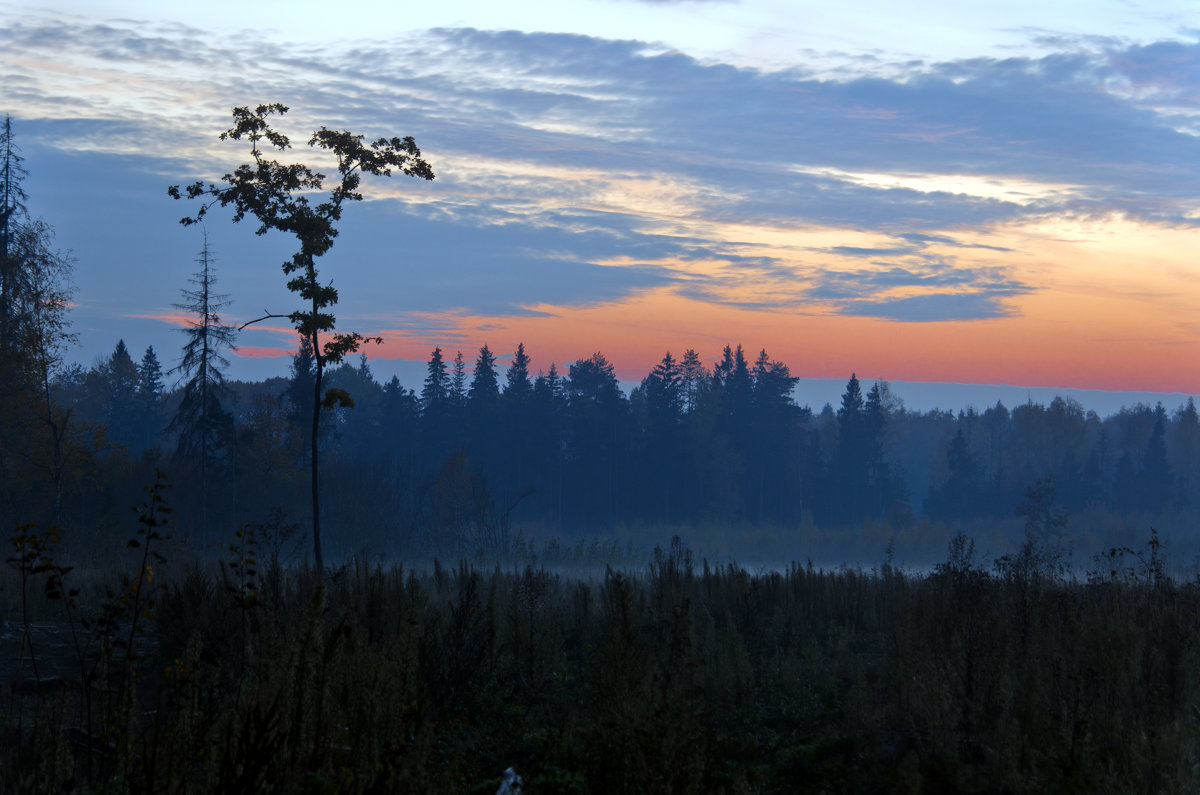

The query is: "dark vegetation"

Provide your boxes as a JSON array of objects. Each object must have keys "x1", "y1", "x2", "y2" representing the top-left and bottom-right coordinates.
[
  {"x1": 3, "y1": 112, "x2": 1200, "y2": 790},
  {"x1": 5, "y1": 526, "x2": 1200, "y2": 793}
]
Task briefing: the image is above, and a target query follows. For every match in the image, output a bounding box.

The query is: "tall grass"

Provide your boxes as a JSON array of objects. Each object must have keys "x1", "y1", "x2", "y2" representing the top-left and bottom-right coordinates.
[{"x1": 4, "y1": 522, "x2": 1200, "y2": 793}]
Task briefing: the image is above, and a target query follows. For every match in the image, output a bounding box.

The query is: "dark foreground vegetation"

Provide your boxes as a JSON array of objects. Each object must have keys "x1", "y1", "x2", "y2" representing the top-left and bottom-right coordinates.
[{"x1": 4, "y1": 514, "x2": 1200, "y2": 794}]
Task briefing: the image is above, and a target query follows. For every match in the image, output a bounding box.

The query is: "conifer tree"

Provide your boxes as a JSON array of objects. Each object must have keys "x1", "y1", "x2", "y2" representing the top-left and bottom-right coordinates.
[
  {"x1": 504, "y1": 342, "x2": 531, "y2": 398},
  {"x1": 450, "y1": 350, "x2": 468, "y2": 408},
  {"x1": 721, "y1": 344, "x2": 753, "y2": 429},
  {"x1": 644, "y1": 351, "x2": 682, "y2": 425},
  {"x1": 833, "y1": 373, "x2": 868, "y2": 523},
  {"x1": 104, "y1": 339, "x2": 140, "y2": 449},
  {"x1": 138, "y1": 346, "x2": 164, "y2": 400},
  {"x1": 678, "y1": 348, "x2": 707, "y2": 414},
  {"x1": 421, "y1": 347, "x2": 449, "y2": 419},
  {"x1": 469, "y1": 344, "x2": 499, "y2": 407},
  {"x1": 135, "y1": 345, "x2": 165, "y2": 451},
  {"x1": 170, "y1": 235, "x2": 236, "y2": 535}
]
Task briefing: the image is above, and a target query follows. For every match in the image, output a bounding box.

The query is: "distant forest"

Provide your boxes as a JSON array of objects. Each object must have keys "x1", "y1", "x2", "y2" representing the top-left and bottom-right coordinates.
[
  {"x1": 2, "y1": 112, "x2": 1196, "y2": 565},
  {"x1": 6, "y1": 333, "x2": 1196, "y2": 561}
]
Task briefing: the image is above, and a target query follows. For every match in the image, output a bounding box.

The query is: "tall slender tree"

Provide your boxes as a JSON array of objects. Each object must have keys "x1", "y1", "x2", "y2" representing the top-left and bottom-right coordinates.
[
  {"x1": 0, "y1": 115, "x2": 28, "y2": 361},
  {"x1": 170, "y1": 104, "x2": 434, "y2": 570},
  {"x1": 170, "y1": 233, "x2": 237, "y2": 536},
  {"x1": 421, "y1": 347, "x2": 449, "y2": 419},
  {"x1": 450, "y1": 351, "x2": 468, "y2": 408}
]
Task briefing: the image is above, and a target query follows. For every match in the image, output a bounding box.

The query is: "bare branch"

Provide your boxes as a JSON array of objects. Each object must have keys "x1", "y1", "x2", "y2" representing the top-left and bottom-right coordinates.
[{"x1": 239, "y1": 311, "x2": 288, "y2": 331}]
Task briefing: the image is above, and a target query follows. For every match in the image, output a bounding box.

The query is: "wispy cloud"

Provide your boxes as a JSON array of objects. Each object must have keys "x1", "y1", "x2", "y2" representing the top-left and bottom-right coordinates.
[
  {"x1": 837, "y1": 291, "x2": 1025, "y2": 322},
  {"x1": 3, "y1": 12, "x2": 1198, "y2": 339}
]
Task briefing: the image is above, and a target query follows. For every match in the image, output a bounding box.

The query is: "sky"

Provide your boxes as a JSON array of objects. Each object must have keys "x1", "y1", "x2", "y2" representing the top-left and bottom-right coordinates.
[{"x1": 1, "y1": 0, "x2": 1198, "y2": 413}]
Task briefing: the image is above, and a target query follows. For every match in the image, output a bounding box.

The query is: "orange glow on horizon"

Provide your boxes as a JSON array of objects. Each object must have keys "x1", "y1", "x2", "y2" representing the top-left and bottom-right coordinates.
[{"x1": 235, "y1": 216, "x2": 1199, "y2": 395}]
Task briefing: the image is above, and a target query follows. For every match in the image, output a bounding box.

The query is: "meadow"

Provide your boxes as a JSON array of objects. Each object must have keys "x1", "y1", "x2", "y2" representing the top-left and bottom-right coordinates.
[{"x1": 3, "y1": 501, "x2": 1199, "y2": 794}]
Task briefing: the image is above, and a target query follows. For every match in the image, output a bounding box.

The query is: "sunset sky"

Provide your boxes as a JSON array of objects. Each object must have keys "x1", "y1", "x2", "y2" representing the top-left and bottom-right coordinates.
[{"x1": 2, "y1": 0, "x2": 1198, "y2": 410}]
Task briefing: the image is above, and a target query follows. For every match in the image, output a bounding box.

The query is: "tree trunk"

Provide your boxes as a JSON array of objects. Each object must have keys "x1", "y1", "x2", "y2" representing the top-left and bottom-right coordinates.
[{"x1": 310, "y1": 318, "x2": 324, "y2": 572}]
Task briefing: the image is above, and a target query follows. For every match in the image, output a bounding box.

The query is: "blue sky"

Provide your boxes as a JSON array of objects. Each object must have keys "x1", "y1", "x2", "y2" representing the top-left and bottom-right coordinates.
[{"x1": 1, "y1": 0, "x2": 1198, "y2": 411}]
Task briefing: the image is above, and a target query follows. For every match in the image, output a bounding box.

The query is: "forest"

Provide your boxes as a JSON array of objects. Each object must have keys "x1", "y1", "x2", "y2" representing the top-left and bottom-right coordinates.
[
  {"x1": 4, "y1": 109, "x2": 1200, "y2": 792},
  {"x1": 12, "y1": 333, "x2": 1200, "y2": 571}
]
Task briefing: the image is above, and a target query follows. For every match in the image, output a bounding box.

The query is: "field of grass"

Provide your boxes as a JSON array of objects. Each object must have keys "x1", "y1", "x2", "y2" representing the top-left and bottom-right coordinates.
[{"x1": 4, "y1": 501, "x2": 1200, "y2": 794}]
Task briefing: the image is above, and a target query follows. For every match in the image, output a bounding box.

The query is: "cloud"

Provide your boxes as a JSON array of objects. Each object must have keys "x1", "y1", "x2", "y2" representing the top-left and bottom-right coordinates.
[
  {"x1": 805, "y1": 235, "x2": 1030, "y2": 320},
  {"x1": 9, "y1": 17, "x2": 1199, "y2": 225},
  {"x1": 836, "y1": 291, "x2": 1024, "y2": 322},
  {"x1": 3, "y1": 12, "x2": 1199, "y2": 357}
]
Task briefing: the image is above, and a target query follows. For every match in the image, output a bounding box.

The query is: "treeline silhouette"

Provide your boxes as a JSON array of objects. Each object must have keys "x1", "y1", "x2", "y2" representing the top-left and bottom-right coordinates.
[{"x1": 12, "y1": 336, "x2": 1197, "y2": 558}]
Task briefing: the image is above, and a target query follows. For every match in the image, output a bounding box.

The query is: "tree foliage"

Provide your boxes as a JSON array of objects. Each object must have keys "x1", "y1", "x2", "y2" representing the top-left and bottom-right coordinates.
[
  {"x1": 0, "y1": 118, "x2": 77, "y2": 527},
  {"x1": 169, "y1": 104, "x2": 434, "y2": 569}
]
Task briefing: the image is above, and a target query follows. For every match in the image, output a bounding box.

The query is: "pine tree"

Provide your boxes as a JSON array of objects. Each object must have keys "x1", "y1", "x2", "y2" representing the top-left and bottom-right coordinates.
[
  {"x1": 469, "y1": 344, "x2": 499, "y2": 407},
  {"x1": 450, "y1": 350, "x2": 468, "y2": 408},
  {"x1": 644, "y1": 351, "x2": 682, "y2": 426},
  {"x1": 421, "y1": 347, "x2": 449, "y2": 419},
  {"x1": 641, "y1": 351, "x2": 683, "y2": 521},
  {"x1": 138, "y1": 346, "x2": 164, "y2": 400},
  {"x1": 104, "y1": 339, "x2": 140, "y2": 449},
  {"x1": 838, "y1": 373, "x2": 864, "y2": 423},
  {"x1": 504, "y1": 342, "x2": 531, "y2": 398},
  {"x1": 169, "y1": 235, "x2": 237, "y2": 535},
  {"x1": 566, "y1": 353, "x2": 627, "y2": 525},
  {"x1": 832, "y1": 373, "x2": 868, "y2": 523},
  {"x1": 135, "y1": 345, "x2": 165, "y2": 451},
  {"x1": 722, "y1": 344, "x2": 753, "y2": 430}
]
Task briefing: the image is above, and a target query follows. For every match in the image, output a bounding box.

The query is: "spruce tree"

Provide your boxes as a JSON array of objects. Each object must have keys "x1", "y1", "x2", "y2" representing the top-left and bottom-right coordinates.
[
  {"x1": 504, "y1": 342, "x2": 531, "y2": 398},
  {"x1": 104, "y1": 339, "x2": 140, "y2": 449},
  {"x1": 421, "y1": 347, "x2": 449, "y2": 419},
  {"x1": 469, "y1": 344, "x2": 499, "y2": 407},
  {"x1": 833, "y1": 373, "x2": 868, "y2": 523},
  {"x1": 450, "y1": 350, "x2": 468, "y2": 409},
  {"x1": 170, "y1": 235, "x2": 237, "y2": 535},
  {"x1": 136, "y1": 345, "x2": 165, "y2": 451}
]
